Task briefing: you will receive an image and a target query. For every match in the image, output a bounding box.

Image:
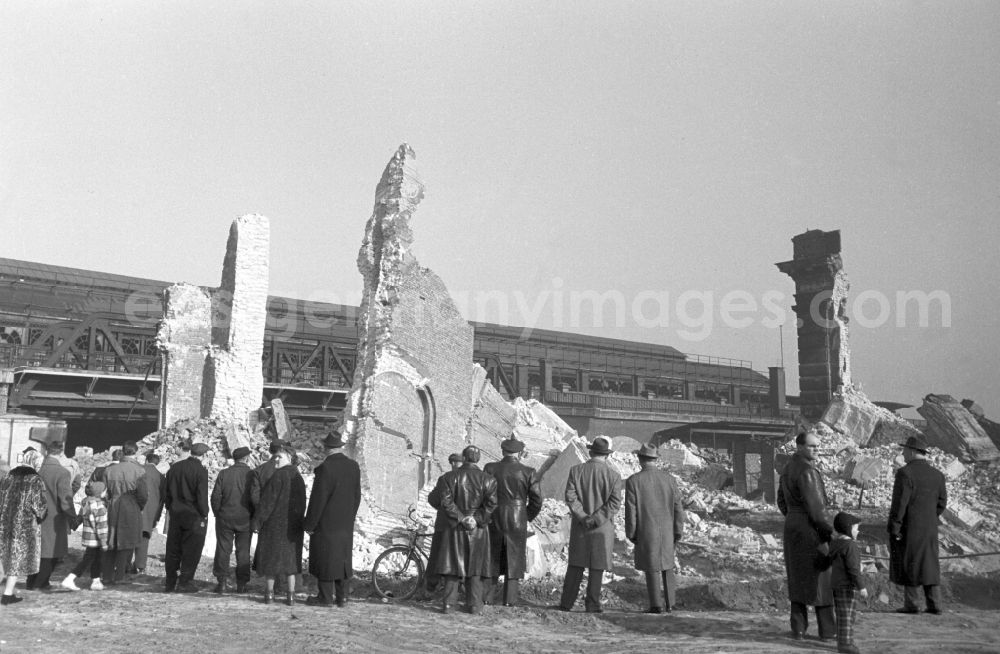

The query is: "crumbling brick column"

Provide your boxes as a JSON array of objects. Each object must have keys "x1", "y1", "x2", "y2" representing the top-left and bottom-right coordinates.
[
  {"x1": 158, "y1": 215, "x2": 270, "y2": 429},
  {"x1": 205, "y1": 215, "x2": 270, "y2": 424},
  {"x1": 776, "y1": 229, "x2": 852, "y2": 421}
]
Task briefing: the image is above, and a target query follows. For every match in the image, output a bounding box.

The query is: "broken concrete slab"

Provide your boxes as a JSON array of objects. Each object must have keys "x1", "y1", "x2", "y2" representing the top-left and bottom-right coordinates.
[
  {"x1": 269, "y1": 398, "x2": 295, "y2": 440},
  {"x1": 843, "y1": 454, "x2": 886, "y2": 485},
  {"x1": 944, "y1": 500, "x2": 985, "y2": 530},
  {"x1": 941, "y1": 458, "x2": 967, "y2": 481},
  {"x1": 538, "y1": 440, "x2": 589, "y2": 500},
  {"x1": 822, "y1": 393, "x2": 879, "y2": 446},
  {"x1": 918, "y1": 394, "x2": 1000, "y2": 462}
]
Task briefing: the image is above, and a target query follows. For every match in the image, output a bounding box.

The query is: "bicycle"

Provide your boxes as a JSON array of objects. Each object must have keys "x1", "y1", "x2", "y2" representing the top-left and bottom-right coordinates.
[{"x1": 371, "y1": 510, "x2": 435, "y2": 602}]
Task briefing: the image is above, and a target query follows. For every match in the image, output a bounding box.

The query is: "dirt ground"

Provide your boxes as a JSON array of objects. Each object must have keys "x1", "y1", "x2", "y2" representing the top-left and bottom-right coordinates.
[{"x1": 2, "y1": 529, "x2": 999, "y2": 653}]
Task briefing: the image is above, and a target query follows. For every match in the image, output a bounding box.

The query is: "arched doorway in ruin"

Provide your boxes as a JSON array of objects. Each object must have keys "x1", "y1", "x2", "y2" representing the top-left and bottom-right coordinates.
[{"x1": 363, "y1": 371, "x2": 436, "y2": 515}]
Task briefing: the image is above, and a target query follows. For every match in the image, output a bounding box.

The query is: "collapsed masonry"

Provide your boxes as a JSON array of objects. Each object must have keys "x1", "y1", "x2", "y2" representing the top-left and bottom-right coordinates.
[
  {"x1": 344, "y1": 145, "x2": 577, "y2": 527},
  {"x1": 157, "y1": 214, "x2": 270, "y2": 444},
  {"x1": 776, "y1": 229, "x2": 851, "y2": 421}
]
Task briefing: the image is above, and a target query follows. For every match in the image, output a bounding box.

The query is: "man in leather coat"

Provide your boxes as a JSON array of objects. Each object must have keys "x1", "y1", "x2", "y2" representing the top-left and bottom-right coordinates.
[
  {"x1": 777, "y1": 431, "x2": 835, "y2": 641},
  {"x1": 431, "y1": 445, "x2": 498, "y2": 614},
  {"x1": 483, "y1": 437, "x2": 543, "y2": 606}
]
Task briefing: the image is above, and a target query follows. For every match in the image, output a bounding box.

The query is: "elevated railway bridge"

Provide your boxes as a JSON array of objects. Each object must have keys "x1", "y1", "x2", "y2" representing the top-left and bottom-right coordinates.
[{"x1": 0, "y1": 258, "x2": 796, "y2": 453}]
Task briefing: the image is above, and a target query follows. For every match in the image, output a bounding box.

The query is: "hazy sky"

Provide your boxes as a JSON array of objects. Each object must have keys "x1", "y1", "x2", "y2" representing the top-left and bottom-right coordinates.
[{"x1": 2, "y1": 2, "x2": 998, "y2": 417}]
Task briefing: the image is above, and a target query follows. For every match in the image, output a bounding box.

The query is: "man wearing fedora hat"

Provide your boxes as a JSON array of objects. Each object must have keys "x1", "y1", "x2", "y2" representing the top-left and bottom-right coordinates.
[
  {"x1": 483, "y1": 437, "x2": 543, "y2": 606},
  {"x1": 888, "y1": 435, "x2": 947, "y2": 614},
  {"x1": 211, "y1": 446, "x2": 255, "y2": 594},
  {"x1": 555, "y1": 436, "x2": 623, "y2": 613},
  {"x1": 304, "y1": 430, "x2": 361, "y2": 607},
  {"x1": 625, "y1": 443, "x2": 685, "y2": 614}
]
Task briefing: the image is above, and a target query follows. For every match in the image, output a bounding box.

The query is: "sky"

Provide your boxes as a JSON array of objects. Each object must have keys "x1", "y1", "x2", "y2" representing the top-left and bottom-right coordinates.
[{"x1": 2, "y1": 2, "x2": 998, "y2": 418}]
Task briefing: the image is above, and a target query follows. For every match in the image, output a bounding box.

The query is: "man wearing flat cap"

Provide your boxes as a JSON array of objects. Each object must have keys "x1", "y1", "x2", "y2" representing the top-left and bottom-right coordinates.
[
  {"x1": 625, "y1": 443, "x2": 684, "y2": 614},
  {"x1": 484, "y1": 437, "x2": 543, "y2": 606},
  {"x1": 888, "y1": 435, "x2": 947, "y2": 614},
  {"x1": 304, "y1": 431, "x2": 361, "y2": 607},
  {"x1": 211, "y1": 446, "x2": 255, "y2": 594},
  {"x1": 555, "y1": 436, "x2": 623, "y2": 613},
  {"x1": 164, "y1": 441, "x2": 210, "y2": 592}
]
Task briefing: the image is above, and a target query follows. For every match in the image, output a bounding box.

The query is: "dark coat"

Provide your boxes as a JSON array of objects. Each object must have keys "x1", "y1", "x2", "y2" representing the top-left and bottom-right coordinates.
[
  {"x1": 211, "y1": 462, "x2": 253, "y2": 532},
  {"x1": 565, "y1": 458, "x2": 623, "y2": 570},
  {"x1": 249, "y1": 458, "x2": 277, "y2": 518},
  {"x1": 625, "y1": 466, "x2": 684, "y2": 572},
  {"x1": 251, "y1": 465, "x2": 305, "y2": 577},
  {"x1": 303, "y1": 453, "x2": 361, "y2": 581},
  {"x1": 777, "y1": 453, "x2": 834, "y2": 606},
  {"x1": 105, "y1": 458, "x2": 148, "y2": 549},
  {"x1": 38, "y1": 456, "x2": 77, "y2": 558},
  {"x1": 165, "y1": 457, "x2": 209, "y2": 528},
  {"x1": 483, "y1": 457, "x2": 543, "y2": 579},
  {"x1": 426, "y1": 469, "x2": 455, "y2": 581},
  {"x1": 140, "y1": 463, "x2": 165, "y2": 533},
  {"x1": 432, "y1": 463, "x2": 498, "y2": 578},
  {"x1": 888, "y1": 458, "x2": 947, "y2": 586},
  {"x1": 0, "y1": 467, "x2": 48, "y2": 576}
]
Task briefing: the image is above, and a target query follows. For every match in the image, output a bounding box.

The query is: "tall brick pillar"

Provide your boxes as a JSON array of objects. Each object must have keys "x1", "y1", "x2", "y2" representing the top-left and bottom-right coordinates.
[{"x1": 776, "y1": 229, "x2": 851, "y2": 421}]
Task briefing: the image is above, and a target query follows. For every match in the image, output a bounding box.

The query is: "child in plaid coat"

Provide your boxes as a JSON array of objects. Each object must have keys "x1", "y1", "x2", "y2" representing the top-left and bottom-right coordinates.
[
  {"x1": 824, "y1": 512, "x2": 869, "y2": 654},
  {"x1": 61, "y1": 480, "x2": 108, "y2": 591}
]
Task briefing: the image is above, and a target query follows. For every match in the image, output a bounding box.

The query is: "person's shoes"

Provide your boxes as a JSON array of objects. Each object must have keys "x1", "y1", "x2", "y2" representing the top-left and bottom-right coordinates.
[
  {"x1": 235, "y1": 583, "x2": 248, "y2": 594},
  {"x1": 36, "y1": 583, "x2": 52, "y2": 592},
  {"x1": 644, "y1": 607, "x2": 664, "y2": 614},
  {"x1": 263, "y1": 591, "x2": 274, "y2": 605},
  {"x1": 837, "y1": 645, "x2": 861, "y2": 654},
  {"x1": 895, "y1": 607, "x2": 919, "y2": 614},
  {"x1": 285, "y1": 592, "x2": 295, "y2": 606},
  {"x1": 126, "y1": 565, "x2": 140, "y2": 574},
  {"x1": 90, "y1": 579, "x2": 104, "y2": 591},
  {"x1": 335, "y1": 598, "x2": 346, "y2": 608},
  {"x1": 548, "y1": 604, "x2": 571, "y2": 612},
  {"x1": 213, "y1": 579, "x2": 228, "y2": 594},
  {"x1": 1, "y1": 594, "x2": 24, "y2": 605},
  {"x1": 305, "y1": 595, "x2": 332, "y2": 607},
  {"x1": 61, "y1": 575, "x2": 81, "y2": 591},
  {"x1": 175, "y1": 583, "x2": 199, "y2": 594},
  {"x1": 790, "y1": 632, "x2": 804, "y2": 641},
  {"x1": 925, "y1": 607, "x2": 942, "y2": 614},
  {"x1": 585, "y1": 606, "x2": 604, "y2": 614},
  {"x1": 503, "y1": 602, "x2": 519, "y2": 607},
  {"x1": 441, "y1": 604, "x2": 452, "y2": 614}
]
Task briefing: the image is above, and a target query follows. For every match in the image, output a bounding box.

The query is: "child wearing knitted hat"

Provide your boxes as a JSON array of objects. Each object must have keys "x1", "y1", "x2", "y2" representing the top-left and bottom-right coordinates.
[
  {"x1": 825, "y1": 512, "x2": 869, "y2": 654},
  {"x1": 61, "y1": 480, "x2": 109, "y2": 591}
]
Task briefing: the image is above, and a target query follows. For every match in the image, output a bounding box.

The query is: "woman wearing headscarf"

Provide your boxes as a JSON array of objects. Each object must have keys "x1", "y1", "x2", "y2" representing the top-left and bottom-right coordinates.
[
  {"x1": 251, "y1": 445, "x2": 305, "y2": 605},
  {"x1": 0, "y1": 448, "x2": 49, "y2": 605}
]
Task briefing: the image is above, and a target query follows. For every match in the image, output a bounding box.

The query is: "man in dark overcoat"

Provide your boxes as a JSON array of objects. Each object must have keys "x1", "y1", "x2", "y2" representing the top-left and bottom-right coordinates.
[
  {"x1": 303, "y1": 432, "x2": 361, "y2": 607},
  {"x1": 26, "y1": 441, "x2": 77, "y2": 590},
  {"x1": 888, "y1": 435, "x2": 947, "y2": 614},
  {"x1": 555, "y1": 436, "x2": 623, "y2": 613},
  {"x1": 103, "y1": 441, "x2": 148, "y2": 584},
  {"x1": 483, "y1": 437, "x2": 543, "y2": 606},
  {"x1": 777, "y1": 431, "x2": 835, "y2": 641},
  {"x1": 425, "y1": 453, "x2": 463, "y2": 593},
  {"x1": 133, "y1": 451, "x2": 165, "y2": 574},
  {"x1": 433, "y1": 445, "x2": 498, "y2": 615},
  {"x1": 211, "y1": 446, "x2": 254, "y2": 594},
  {"x1": 164, "y1": 442, "x2": 210, "y2": 592},
  {"x1": 250, "y1": 439, "x2": 285, "y2": 575},
  {"x1": 625, "y1": 443, "x2": 685, "y2": 613}
]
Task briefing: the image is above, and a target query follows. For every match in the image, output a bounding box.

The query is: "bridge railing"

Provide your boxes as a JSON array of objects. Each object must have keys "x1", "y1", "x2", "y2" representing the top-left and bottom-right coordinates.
[{"x1": 544, "y1": 389, "x2": 796, "y2": 420}]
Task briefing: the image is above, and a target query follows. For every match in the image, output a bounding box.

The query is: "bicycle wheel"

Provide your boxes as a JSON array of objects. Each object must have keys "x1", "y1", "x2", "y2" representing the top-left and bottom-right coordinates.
[{"x1": 371, "y1": 545, "x2": 424, "y2": 601}]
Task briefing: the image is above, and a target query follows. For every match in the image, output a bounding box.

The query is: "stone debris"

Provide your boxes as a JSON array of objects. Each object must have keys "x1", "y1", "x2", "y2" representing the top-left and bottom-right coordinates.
[
  {"x1": 943, "y1": 500, "x2": 985, "y2": 531},
  {"x1": 918, "y1": 394, "x2": 1000, "y2": 462}
]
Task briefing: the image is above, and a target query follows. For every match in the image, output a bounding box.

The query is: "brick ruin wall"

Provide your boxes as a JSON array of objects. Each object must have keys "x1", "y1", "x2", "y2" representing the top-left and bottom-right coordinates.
[
  {"x1": 345, "y1": 144, "x2": 477, "y2": 518},
  {"x1": 158, "y1": 214, "x2": 270, "y2": 429}
]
